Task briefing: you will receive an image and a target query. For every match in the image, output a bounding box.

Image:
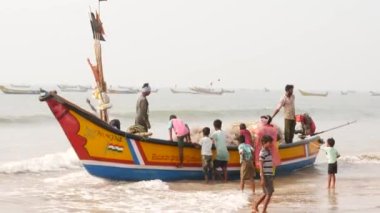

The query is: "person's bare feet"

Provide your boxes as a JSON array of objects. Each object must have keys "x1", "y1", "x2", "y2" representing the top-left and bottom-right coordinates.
[{"x1": 252, "y1": 202, "x2": 259, "y2": 213}]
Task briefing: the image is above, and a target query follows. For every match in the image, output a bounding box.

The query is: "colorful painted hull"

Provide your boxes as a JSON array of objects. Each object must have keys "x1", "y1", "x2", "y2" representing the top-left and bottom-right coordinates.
[{"x1": 40, "y1": 91, "x2": 322, "y2": 181}]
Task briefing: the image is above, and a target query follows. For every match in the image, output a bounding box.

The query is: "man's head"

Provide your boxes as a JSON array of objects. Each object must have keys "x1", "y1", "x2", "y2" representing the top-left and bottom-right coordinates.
[
  {"x1": 285, "y1": 84, "x2": 294, "y2": 96},
  {"x1": 327, "y1": 138, "x2": 335, "y2": 147},
  {"x1": 141, "y1": 83, "x2": 151, "y2": 96},
  {"x1": 213, "y1": 119, "x2": 222, "y2": 130},
  {"x1": 169, "y1": 114, "x2": 177, "y2": 120},
  {"x1": 239, "y1": 123, "x2": 246, "y2": 130},
  {"x1": 202, "y1": 127, "x2": 210, "y2": 137},
  {"x1": 260, "y1": 115, "x2": 272, "y2": 125},
  {"x1": 261, "y1": 134, "x2": 274, "y2": 148}
]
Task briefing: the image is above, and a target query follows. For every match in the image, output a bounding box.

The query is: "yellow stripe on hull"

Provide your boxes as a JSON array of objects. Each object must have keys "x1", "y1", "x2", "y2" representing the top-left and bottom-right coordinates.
[{"x1": 72, "y1": 110, "x2": 134, "y2": 162}]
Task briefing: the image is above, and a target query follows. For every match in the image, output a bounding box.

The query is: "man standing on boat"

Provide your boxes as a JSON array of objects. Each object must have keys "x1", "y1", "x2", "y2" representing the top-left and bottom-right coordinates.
[
  {"x1": 272, "y1": 84, "x2": 296, "y2": 144},
  {"x1": 135, "y1": 83, "x2": 151, "y2": 132}
]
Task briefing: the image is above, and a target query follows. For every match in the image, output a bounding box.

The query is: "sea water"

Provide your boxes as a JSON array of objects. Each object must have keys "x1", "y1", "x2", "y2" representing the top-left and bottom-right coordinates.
[{"x1": 0, "y1": 89, "x2": 379, "y2": 212}]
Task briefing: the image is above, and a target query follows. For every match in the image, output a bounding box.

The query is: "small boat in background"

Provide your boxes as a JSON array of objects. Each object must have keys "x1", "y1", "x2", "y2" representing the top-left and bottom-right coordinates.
[
  {"x1": 189, "y1": 86, "x2": 223, "y2": 95},
  {"x1": 10, "y1": 84, "x2": 31, "y2": 88},
  {"x1": 370, "y1": 91, "x2": 380, "y2": 96},
  {"x1": 0, "y1": 85, "x2": 40, "y2": 95},
  {"x1": 57, "y1": 84, "x2": 88, "y2": 92},
  {"x1": 222, "y1": 88, "x2": 235, "y2": 93},
  {"x1": 340, "y1": 91, "x2": 348, "y2": 95},
  {"x1": 170, "y1": 87, "x2": 199, "y2": 94},
  {"x1": 108, "y1": 86, "x2": 139, "y2": 94},
  {"x1": 299, "y1": 89, "x2": 328, "y2": 97},
  {"x1": 264, "y1": 88, "x2": 270, "y2": 92}
]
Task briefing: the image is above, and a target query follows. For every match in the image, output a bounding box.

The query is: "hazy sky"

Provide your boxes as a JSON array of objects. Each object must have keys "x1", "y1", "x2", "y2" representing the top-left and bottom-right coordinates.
[{"x1": 1, "y1": 0, "x2": 379, "y2": 90}]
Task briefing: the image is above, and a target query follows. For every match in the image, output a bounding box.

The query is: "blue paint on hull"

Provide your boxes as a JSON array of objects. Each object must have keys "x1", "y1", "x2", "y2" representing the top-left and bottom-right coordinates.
[
  {"x1": 84, "y1": 165, "x2": 239, "y2": 181},
  {"x1": 84, "y1": 156, "x2": 317, "y2": 181},
  {"x1": 276, "y1": 157, "x2": 317, "y2": 175}
]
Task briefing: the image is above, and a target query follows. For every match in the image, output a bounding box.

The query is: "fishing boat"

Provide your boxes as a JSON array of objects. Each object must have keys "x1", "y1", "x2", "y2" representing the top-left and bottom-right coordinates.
[
  {"x1": 299, "y1": 89, "x2": 328, "y2": 97},
  {"x1": 0, "y1": 85, "x2": 40, "y2": 95},
  {"x1": 189, "y1": 86, "x2": 224, "y2": 95},
  {"x1": 57, "y1": 84, "x2": 88, "y2": 92},
  {"x1": 340, "y1": 91, "x2": 348, "y2": 95},
  {"x1": 39, "y1": 91, "x2": 322, "y2": 181},
  {"x1": 39, "y1": 1, "x2": 323, "y2": 181}
]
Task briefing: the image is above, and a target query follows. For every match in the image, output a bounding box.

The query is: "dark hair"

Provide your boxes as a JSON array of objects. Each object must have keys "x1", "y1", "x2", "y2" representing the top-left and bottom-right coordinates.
[
  {"x1": 202, "y1": 127, "x2": 210, "y2": 136},
  {"x1": 239, "y1": 135, "x2": 245, "y2": 144},
  {"x1": 327, "y1": 138, "x2": 335, "y2": 147},
  {"x1": 109, "y1": 119, "x2": 120, "y2": 130},
  {"x1": 213, "y1": 119, "x2": 222, "y2": 129},
  {"x1": 261, "y1": 135, "x2": 273, "y2": 144},
  {"x1": 239, "y1": 123, "x2": 246, "y2": 130},
  {"x1": 142, "y1": 82, "x2": 149, "y2": 88},
  {"x1": 169, "y1": 114, "x2": 177, "y2": 120},
  {"x1": 260, "y1": 115, "x2": 273, "y2": 124},
  {"x1": 285, "y1": 84, "x2": 294, "y2": 92}
]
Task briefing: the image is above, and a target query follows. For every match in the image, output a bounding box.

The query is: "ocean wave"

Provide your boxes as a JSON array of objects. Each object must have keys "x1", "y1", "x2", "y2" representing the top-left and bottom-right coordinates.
[
  {"x1": 339, "y1": 153, "x2": 380, "y2": 164},
  {"x1": 0, "y1": 114, "x2": 54, "y2": 124},
  {"x1": 36, "y1": 178, "x2": 250, "y2": 212},
  {"x1": 0, "y1": 148, "x2": 81, "y2": 174}
]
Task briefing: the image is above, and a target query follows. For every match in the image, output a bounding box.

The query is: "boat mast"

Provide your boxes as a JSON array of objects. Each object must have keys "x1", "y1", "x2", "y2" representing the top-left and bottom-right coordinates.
[{"x1": 88, "y1": 0, "x2": 109, "y2": 122}]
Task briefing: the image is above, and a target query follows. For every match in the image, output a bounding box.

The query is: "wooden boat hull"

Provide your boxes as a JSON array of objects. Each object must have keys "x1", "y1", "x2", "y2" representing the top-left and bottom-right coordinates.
[
  {"x1": 40, "y1": 91, "x2": 322, "y2": 181},
  {"x1": 0, "y1": 85, "x2": 40, "y2": 94}
]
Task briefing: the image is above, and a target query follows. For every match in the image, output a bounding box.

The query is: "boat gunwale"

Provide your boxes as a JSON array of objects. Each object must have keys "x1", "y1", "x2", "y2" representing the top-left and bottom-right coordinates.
[{"x1": 39, "y1": 91, "x2": 321, "y2": 150}]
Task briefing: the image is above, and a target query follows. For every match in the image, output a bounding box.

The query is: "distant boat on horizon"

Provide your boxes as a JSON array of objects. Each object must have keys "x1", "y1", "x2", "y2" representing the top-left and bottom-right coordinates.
[
  {"x1": 221, "y1": 88, "x2": 235, "y2": 93},
  {"x1": 370, "y1": 91, "x2": 380, "y2": 96},
  {"x1": 108, "y1": 86, "x2": 139, "y2": 94},
  {"x1": 189, "y1": 86, "x2": 223, "y2": 95},
  {"x1": 10, "y1": 84, "x2": 31, "y2": 88},
  {"x1": 340, "y1": 91, "x2": 348, "y2": 95},
  {"x1": 57, "y1": 84, "x2": 88, "y2": 92},
  {"x1": 170, "y1": 87, "x2": 199, "y2": 94},
  {"x1": 0, "y1": 85, "x2": 40, "y2": 95},
  {"x1": 264, "y1": 88, "x2": 270, "y2": 92},
  {"x1": 299, "y1": 89, "x2": 328, "y2": 97}
]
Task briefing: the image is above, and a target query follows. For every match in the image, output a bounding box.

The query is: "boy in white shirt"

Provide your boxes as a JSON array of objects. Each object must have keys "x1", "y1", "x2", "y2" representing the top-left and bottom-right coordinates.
[
  {"x1": 321, "y1": 138, "x2": 340, "y2": 188},
  {"x1": 199, "y1": 127, "x2": 213, "y2": 183}
]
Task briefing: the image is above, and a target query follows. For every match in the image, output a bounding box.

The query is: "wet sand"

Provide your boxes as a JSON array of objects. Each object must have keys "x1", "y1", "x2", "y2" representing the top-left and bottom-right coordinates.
[{"x1": 169, "y1": 164, "x2": 380, "y2": 213}]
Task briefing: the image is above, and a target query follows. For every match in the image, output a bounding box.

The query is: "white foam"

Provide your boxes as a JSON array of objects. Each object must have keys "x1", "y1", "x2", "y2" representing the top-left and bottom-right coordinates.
[
  {"x1": 340, "y1": 153, "x2": 380, "y2": 164},
  {"x1": 33, "y1": 178, "x2": 250, "y2": 212},
  {"x1": 0, "y1": 148, "x2": 81, "y2": 174}
]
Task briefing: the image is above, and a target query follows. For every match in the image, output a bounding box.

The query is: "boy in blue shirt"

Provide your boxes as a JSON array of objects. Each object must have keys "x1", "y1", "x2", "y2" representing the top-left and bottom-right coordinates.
[
  {"x1": 211, "y1": 119, "x2": 229, "y2": 182},
  {"x1": 238, "y1": 135, "x2": 255, "y2": 193}
]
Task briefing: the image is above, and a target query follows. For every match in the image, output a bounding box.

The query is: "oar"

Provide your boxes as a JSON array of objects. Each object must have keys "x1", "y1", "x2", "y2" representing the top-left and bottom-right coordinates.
[
  {"x1": 311, "y1": 120, "x2": 357, "y2": 136},
  {"x1": 86, "y1": 98, "x2": 97, "y2": 113}
]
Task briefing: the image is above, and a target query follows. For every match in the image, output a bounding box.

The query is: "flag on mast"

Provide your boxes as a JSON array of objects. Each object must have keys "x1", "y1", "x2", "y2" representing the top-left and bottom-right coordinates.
[{"x1": 90, "y1": 11, "x2": 106, "y2": 41}]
